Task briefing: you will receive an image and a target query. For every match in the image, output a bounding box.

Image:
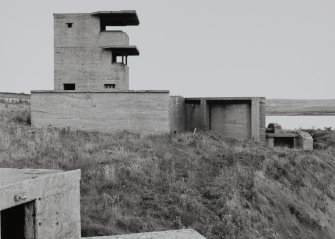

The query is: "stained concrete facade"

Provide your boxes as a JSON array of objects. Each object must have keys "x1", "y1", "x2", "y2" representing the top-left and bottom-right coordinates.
[
  {"x1": 31, "y1": 91, "x2": 170, "y2": 134},
  {"x1": 54, "y1": 12, "x2": 139, "y2": 91},
  {"x1": 0, "y1": 168, "x2": 81, "y2": 239}
]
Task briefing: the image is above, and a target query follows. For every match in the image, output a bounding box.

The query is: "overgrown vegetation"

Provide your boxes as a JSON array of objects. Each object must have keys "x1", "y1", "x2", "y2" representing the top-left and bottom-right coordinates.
[{"x1": 2, "y1": 102, "x2": 335, "y2": 238}]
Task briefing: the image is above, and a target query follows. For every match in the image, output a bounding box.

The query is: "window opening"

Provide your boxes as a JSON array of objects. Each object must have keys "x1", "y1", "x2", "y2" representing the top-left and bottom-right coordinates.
[
  {"x1": 64, "y1": 84, "x2": 75, "y2": 90},
  {"x1": 66, "y1": 23, "x2": 73, "y2": 28},
  {"x1": 104, "y1": 84, "x2": 116, "y2": 89},
  {"x1": 112, "y1": 54, "x2": 128, "y2": 65}
]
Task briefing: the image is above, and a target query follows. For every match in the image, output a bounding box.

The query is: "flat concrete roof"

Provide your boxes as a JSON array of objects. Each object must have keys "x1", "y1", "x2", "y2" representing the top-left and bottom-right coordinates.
[
  {"x1": 102, "y1": 45, "x2": 140, "y2": 56},
  {"x1": 0, "y1": 168, "x2": 62, "y2": 188},
  {"x1": 31, "y1": 90, "x2": 169, "y2": 94},
  {"x1": 185, "y1": 97, "x2": 265, "y2": 102},
  {"x1": 266, "y1": 133, "x2": 299, "y2": 138},
  {"x1": 84, "y1": 229, "x2": 206, "y2": 239},
  {"x1": 91, "y1": 11, "x2": 140, "y2": 26}
]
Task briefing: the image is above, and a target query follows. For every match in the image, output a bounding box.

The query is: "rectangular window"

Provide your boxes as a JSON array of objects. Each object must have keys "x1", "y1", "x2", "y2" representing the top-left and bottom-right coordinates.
[
  {"x1": 66, "y1": 23, "x2": 73, "y2": 28},
  {"x1": 64, "y1": 84, "x2": 75, "y2": 90},
  {"x1": 104, "y1": 84, "x2": 116, "y2": 89}
]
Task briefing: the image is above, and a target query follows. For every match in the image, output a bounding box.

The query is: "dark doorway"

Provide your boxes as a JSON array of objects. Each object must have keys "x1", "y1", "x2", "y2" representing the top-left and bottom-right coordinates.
[
  {"x1": 274, "y1": 137, "x2": 296, "y2": 148},
  {"x1": 1, "y1": 201, "x2": 35, "y2": 239}
]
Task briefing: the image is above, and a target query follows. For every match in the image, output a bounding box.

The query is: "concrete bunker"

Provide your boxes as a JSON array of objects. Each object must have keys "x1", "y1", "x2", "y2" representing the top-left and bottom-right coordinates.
[
  {"x1": 0, "y1": 168, "x2": 81, "y2": 239},
  {"x1": 0, "y1": 168, "x2": 206, "y2": 239},
  {"x1": 266, "y1": 123, "x2": 313, "y2": 150}
]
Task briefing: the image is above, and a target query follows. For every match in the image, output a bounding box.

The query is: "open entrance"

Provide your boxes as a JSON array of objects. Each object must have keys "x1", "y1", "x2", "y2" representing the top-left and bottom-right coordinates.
[
  {"x1": 274, "y1": 137, "x2": 296, "y2": 148},
  {"x1": 1, "y1": 201, "x2": 36, "y2": 239}
]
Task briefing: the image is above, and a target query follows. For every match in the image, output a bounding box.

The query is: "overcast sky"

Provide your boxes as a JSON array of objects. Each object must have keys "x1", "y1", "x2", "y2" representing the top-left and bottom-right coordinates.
[{"x1": 1, "y1": 0, "x2": 335, "y2": 128}]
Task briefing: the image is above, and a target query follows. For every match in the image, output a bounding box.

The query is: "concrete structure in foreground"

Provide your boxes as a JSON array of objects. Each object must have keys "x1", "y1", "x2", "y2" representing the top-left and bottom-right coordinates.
[
  {"x1": 0, "y1": 168, "x2": 206, "y2": 239},
  {"x1": 31, "y1": 10, "x2": 266, "y2": 141},
  {"x1": 0, "y1": 168, "x2": 81, "y2": 239}
]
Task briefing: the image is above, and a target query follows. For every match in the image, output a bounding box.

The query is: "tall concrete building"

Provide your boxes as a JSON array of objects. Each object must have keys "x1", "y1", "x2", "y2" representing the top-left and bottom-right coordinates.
[
  {"x1": 54, "y1": 11, "x2": 139, "y2": 91},
  {"x1": 31, "y1": 10, "x2": 265, "y2": 141}
]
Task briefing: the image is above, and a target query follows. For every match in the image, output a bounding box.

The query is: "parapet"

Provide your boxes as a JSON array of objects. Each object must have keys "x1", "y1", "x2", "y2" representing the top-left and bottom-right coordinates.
[{"x1": 84, "y1": 229, "x2": 206, "y2": 239}]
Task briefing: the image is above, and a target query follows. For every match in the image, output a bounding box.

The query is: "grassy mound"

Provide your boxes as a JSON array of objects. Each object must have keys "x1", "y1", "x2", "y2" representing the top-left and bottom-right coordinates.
[{"x1": 2, "y1": 102, "x2": 335, "y2": 239}]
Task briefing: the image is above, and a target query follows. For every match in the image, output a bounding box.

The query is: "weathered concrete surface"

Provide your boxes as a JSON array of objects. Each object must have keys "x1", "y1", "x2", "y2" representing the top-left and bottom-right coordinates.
[
  {"x1": 185, "y1": 100, "x2": 202, "y2": 132},
  {"x1": 31, "y1": 91, "x2": 170, "y2": 134},
  {"x1": 266, "y1": 99, "x2": 335, "y2": 116},
  {"x1": 0, "y1": 168, "x2": 81, "y2": 239},
  {"x1": 210, "y1": 102, "x2": 251, "y2": 139},
  {"x1": 297, "y1": 131, "x2": 313, "y2": 150},
  {"x1": 54, "y1": 13, "x2": 135, "y2": 91},
  {"x1": 169, "y1": 96, "x2": 185, "y2": 133},
  {"x1": 84, "y1": 229, "x2": 206, "y2": 239}
]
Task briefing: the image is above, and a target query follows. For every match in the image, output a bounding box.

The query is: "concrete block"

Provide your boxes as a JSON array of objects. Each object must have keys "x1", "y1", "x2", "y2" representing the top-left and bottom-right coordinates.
[{"x1": 297, "y1": 131, "x2": 313, "y2": 150}]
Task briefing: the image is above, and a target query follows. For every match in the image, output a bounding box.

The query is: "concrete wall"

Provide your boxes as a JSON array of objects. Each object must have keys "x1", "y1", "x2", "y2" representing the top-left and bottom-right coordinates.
[
  {"x1": 259, "y1": 100, "x2": 266, "y2": 143},
  {"x1": 0, "y1": 169, "x2": 81, "y2": 239},
  {"x1": 185, "y1": 100, "x2": 202, "y2": 131},
  {"x1": 169, "y1": 96, "x2": 185, "y2": 133},
  {"x1": 209, "y1": 102, "x2": 251, "y2": 139},
  {"x1": 31, "y1": 91, "x2": 170, "y2": 134},
  {"x1": 54, "y1": 13, "x2": 130, "y2": 91}
]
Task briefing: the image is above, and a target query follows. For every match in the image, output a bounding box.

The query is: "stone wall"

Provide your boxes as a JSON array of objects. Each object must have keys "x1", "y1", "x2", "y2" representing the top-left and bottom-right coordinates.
[
  {"x1": 54, "y1": 13, "x2": 130, "y2": 91},
  {"x1": 0, "y1": 92, "x2": 30, "y2": 104},
  {"x1": 31, "y1": 91, "x2": 170, "y2": 134}
]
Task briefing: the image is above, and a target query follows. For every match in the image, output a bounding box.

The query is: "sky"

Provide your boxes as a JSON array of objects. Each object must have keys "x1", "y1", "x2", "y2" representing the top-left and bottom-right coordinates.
[{"x1": 0, "y1": 0, "x2": 335, "y2": 128}]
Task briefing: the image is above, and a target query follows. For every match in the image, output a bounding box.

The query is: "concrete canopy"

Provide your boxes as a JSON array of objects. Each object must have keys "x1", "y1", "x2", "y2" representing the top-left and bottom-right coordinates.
[
  {"x1": 91, "y1": 11, "x2": 140, "y2": 26},
  {"x1": 102, "y1": 45, "x2": 140, "y2": 56}
]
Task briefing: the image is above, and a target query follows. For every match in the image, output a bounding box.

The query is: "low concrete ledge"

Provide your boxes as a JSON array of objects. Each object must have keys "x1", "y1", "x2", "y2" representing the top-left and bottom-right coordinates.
[
  {"x1": 83, "y1": 229, "x2": 206, "y2": 239},
  {"x1": 31, "y1": 90, "x2": 170, "y2": 94},
  {"x1": 266, "y1": 133, "x2": 299, "y2": 138},
  {"x1": 185, "y1": 97, "x2": 265, "y2": 101}
]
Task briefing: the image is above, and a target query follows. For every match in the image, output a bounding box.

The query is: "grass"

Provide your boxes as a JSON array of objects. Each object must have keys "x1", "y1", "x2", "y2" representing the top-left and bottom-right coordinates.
[{"x1": 2, "y1": 102, "x2": 335, "y2": 238}]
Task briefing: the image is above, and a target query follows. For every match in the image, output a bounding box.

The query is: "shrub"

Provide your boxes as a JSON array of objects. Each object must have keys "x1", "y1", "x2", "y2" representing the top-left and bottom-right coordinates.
[{"x1": 12, "y1": 109, "x2": 31, "y2": 125}]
